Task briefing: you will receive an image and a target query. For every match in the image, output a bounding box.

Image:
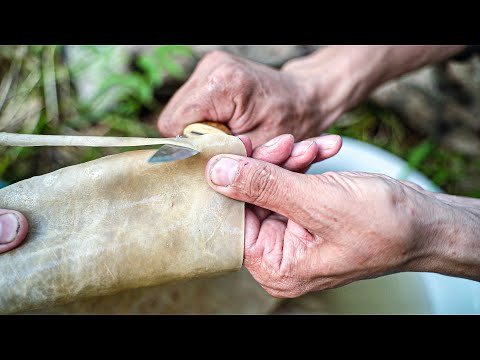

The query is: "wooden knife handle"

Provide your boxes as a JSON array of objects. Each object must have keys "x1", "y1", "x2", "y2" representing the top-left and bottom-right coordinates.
[{"x1": 183, "y1": 121, "x2": 232, "y2": 137}]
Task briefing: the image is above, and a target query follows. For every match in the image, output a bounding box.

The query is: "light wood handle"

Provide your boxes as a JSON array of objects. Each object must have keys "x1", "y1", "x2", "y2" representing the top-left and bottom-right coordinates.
[{"x1": 183, "y1": 121, "x2": 232, "y2": 137}]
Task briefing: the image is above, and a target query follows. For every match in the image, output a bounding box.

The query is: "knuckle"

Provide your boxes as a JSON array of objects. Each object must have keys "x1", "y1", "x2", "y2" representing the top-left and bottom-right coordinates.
[
  {"x1": 195, "y1": 50, "x2": 231, "y2": 74},
  {"x1": 207, "y1": 61, "x2": 253, "y2": 93},
  {"x1": 238, "y1": 163, "x2": 279, "y2": 207},
  {"x1": 229, "y1": 66, "x2": 253, "y2": 89},
  {"x1": 202, "y1": 50, "x2": 231, "y2": 63}
]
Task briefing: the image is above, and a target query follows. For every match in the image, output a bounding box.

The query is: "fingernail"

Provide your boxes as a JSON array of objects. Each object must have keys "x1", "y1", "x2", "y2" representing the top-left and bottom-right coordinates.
[
  {"x1": 0, "y1": 213, "x2": 20, "y2": 244},
  {"x1": 291, "y1": 141, "x2": 314, "y2": 157},
  {"x1": 210, "y1": 157, "x2": 239, "y2": 186},
  {"x1": 315, "y1": 136, "x2": 338, "y2": 150}
]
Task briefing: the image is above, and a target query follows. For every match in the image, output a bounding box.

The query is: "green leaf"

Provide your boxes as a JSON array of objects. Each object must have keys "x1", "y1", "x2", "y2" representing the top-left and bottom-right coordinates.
[
  {"x1": 92, "y1": 73, "x2": 153, "y2": 105},
  {"x1": 136, "y1": 54, "x2": 164, "y2": 86},
  {"x1": 407, "y1": 140, "x2": 434, "y2": 169},
  {"x1": 467, "y1": 189, "x2": 480, "y2": 199},
  {"x1": 32, "y1": 111, "x2": 49, "y2": 134},
  {"x1": 117, "y1": 100, "x2": 142, "y2": 117},
  {"x1": 397, "y1": 139, "x2": 435, "y2": 180},
  {"x1": 79, "y1": 147, "x2": 104, "y2": 163},
  {"x1": 432, "y1": 168, "x2": 450, "y2": 186},
  {"x1": 153, "y1": 45, "x2": 193, "y2": 79},
  {"x1": 30, "y1": 45, "x2": 45, "y2": 55},
  {"x1": 101, "y1": 114, "x2": 157, "y2": 137},
  {"x1": 0, "y1": 147, "x2": 24, "y2": 178}
]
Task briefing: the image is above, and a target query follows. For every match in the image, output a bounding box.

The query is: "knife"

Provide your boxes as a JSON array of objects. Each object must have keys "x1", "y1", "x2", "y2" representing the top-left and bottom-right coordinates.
[
  {"x1": 0, "y1": 122, "x2": 232, "y2": 164},
  {"x1": 147, "y1": 121, "x2": 232, "y2": 163}
]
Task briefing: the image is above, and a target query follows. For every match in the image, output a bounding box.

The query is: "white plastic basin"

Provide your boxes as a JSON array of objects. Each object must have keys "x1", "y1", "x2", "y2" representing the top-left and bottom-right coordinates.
[{"x1": 306, "y1": 137, "x2": 480, "y2": 314}]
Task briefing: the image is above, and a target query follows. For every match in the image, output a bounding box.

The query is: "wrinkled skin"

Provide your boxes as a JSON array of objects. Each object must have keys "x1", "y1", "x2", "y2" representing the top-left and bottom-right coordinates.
[
  {"x1": 157, "y1": 51, "x2": 325, "y2": 148},
  {"x1": 157, "y1": 45, "x2": 478, "y2": 298},
  {"x1": 207, "y1": 134, "x2": 480, "y2": 298}
]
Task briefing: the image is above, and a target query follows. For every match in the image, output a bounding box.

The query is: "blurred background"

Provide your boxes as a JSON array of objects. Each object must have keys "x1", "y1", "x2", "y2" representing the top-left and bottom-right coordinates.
[{"x1": 0, "y1": 45, "x2": 479, "y2": 197}]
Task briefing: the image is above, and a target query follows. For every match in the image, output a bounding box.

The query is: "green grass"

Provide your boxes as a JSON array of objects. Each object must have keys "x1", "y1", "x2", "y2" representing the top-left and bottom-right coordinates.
[{"x1": 330, "y1": 101, "x2": 480, "y2": 198}]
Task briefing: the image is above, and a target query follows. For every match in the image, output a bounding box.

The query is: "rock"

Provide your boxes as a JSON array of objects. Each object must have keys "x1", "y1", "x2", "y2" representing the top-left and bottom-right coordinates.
[
  {"x1": 371, "y1": 67, "x2": 444, "y2": 136},
  {"x1": 447, "y1": 57, "x2": 480, "y2": 97},
  {"x1": 441, "y1": 127, "x2": 480, "y2": 156},
  {"x1": 371, "y1": 54, "x2": 480, "y2": 156}
]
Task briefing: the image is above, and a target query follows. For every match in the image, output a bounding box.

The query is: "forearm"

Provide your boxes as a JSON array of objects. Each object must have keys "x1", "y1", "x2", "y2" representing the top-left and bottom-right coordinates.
[
  {"x1": 408, "y1": 193, "x2": 480, "y2": 281},
  {"x1": 282, "y1": 45, "x2": 467, "y2": 129}
]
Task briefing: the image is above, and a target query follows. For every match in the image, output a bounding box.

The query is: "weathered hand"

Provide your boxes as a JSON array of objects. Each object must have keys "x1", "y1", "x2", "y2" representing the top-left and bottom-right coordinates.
[
  {"x1": 0, "y1": 209, "x2": 28, "y2": 254},
  {"x1": 157, "y1": 51, "x2": 325, "y2": 148},
  {"x1": 205, "y1": 135, "x2": 465, "y2": 298},
  {"x1": 158, "y1": 46, "x2": 467, "y2": 150}
]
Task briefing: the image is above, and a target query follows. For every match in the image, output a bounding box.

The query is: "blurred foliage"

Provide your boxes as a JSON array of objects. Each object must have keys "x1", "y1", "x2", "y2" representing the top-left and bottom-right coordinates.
[
  {"x1": 78, "y1": 45, "x2": 193, "y2": 117},
  {"x1": 331, "y1": 101, "x2": 480, "y2": 198},
  {"x1": 0, "y1": 45, "x2": 193, "y2": 183}
]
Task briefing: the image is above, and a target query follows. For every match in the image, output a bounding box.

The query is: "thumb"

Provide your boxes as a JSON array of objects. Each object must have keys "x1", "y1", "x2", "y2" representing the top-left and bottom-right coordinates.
[
  {"x1": 205, "y1": 155, "x2": 316, "y2": 225},
  {"x1": 0, "y1": 209, "x2": 29, "y2": 254}
]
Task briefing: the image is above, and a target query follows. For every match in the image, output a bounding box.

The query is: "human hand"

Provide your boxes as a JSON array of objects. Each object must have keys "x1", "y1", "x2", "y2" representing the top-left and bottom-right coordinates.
[
  {"x1": 158, "y1": 46, "x2": 467, "y2": 150},
  {"x1": 0, "y1": 209, "x2": 28, "y2": 254},
  {"x1": 157, "y1": 51, "x2": 328, "y2": 148},
  {"x1": 205, "y1": 134, "x2": 480, "y2": 297}
]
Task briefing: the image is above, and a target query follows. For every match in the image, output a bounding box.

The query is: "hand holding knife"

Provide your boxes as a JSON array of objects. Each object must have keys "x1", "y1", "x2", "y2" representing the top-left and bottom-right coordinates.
[{"x1": 0, "y1": 121, "x2": 233, "y2": 164}]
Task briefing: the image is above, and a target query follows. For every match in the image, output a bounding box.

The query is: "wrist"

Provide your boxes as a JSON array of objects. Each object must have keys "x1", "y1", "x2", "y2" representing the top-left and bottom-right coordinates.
[
  {"x1": 281, "y1": 45, "x2": 468, "y2": 131},
  {"x1": 281, "y1": 46, "x2": 392, "y2": 129},
  {"x1": 403, "y1": 192, "x2": 480, "y2": 281}
]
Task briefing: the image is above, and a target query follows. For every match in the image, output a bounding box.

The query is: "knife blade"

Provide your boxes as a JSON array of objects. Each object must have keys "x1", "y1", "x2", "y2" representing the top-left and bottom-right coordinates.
[{"x1": 148, "y1": 121, "x2": 232, "y2": 163}]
